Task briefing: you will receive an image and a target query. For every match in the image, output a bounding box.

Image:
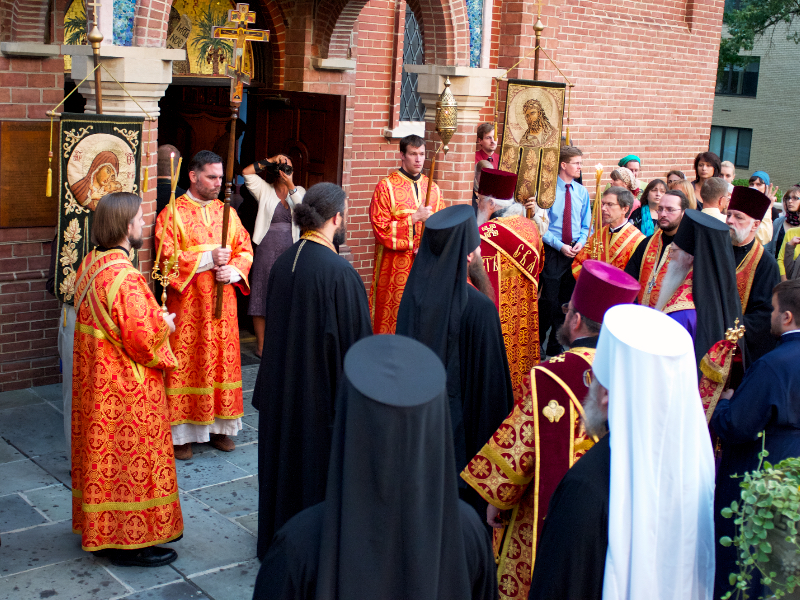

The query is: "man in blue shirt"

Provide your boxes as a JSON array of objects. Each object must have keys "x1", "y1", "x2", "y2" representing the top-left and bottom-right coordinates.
[{"x1": 539, "y1": 146, "x2": 592, "y2": 357}]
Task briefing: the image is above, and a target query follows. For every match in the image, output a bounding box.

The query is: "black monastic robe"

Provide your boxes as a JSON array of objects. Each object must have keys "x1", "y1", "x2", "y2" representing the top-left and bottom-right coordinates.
[
  {"x1": 711, "y1": 331, "x2": 800, "y2": 599},
  {"x1": 253, "y1": 238, "x2": 372, "y2": 559},
  {"x1": 253, "y1": 501, "x2": 498, "y2": 600},
  {"x1": 733, "y1": 240, "x2": 780, "y2": 365},
  {"x1": 528, "y1": 434, "x2": 610, "y2": 600}
]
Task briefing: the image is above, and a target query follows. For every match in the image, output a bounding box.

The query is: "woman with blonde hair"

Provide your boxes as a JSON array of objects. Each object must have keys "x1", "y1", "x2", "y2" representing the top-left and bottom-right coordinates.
[{"x1": 671, "y1": 178, "x2": 700, "y2": 210}]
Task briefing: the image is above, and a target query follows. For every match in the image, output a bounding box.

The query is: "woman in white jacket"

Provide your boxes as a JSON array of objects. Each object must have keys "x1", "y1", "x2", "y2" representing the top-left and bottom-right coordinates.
[{"x1": 243, "y1": 154, "x2": 305, "y2": 357}]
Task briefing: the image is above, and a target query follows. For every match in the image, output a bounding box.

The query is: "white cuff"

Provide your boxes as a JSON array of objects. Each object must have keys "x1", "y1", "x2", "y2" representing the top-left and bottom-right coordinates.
[
  {"x1": 228, "y1": 270, "x2": 241, "y2": 284},
  {"x1": 197, "y1": 251, "x2": 214, "y2": 273}
]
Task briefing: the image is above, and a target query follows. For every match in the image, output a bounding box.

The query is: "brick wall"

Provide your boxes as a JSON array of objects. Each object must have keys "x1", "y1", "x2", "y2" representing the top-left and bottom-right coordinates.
[{"x1": 0, "y1": 228, "x2": 61, "y2": 391}]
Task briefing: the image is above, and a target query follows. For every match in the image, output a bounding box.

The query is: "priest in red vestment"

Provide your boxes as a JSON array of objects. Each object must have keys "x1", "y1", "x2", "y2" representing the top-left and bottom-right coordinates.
[
  {"x1": 155, "y1": 151, "x2": 253, "y2": 459},
  {"x1": 572, "y1": 186, "x2": 644, "y2": 278},
  {"x1": 369, "y1": 134, "x2": 443, "y2": 333},
  {"x1": 460, "y1": 261, "x2": 639, "y2": 600},
  {"x1": 476, "y1": 168, "x2": 543, "y2": 399},
  {"x1": 72, "y1": 193, "x2": 182, "y2": 567}
]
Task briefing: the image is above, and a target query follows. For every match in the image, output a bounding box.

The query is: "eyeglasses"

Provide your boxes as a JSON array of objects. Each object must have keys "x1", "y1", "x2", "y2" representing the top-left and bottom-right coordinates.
[
  {"x1": 601, "y1": 201, "x2": 620, "y2": 209},
  {"x1": 561, "y1": 303, "x2": 572, "y2": 315},
  {"x1": 656, "y1": 207, "x2": 681, "y2": 214}
]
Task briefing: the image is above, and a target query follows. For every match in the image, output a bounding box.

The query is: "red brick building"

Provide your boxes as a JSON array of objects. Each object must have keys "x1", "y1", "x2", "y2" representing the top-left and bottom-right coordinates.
[{"x1": 0, "y1": 0, "x2": 724, "y2": 390}]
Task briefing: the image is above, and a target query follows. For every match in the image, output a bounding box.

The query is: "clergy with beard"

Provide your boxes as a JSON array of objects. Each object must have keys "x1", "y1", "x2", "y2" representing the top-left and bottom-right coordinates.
[
  {"x1": 711, "y1": 279, "x2": 800, "y2": 600},
  {"x1": 654, "y1": 209, "x2": 742, "y2": 366},
  {"x1": 396, "y1": 204, "x2": 514, "y2": 516},
  {"x1": 475, "y1": 167, "x2": 543, "y2": 398},
  {"x1": 253, "y1": 335, "x2": 497, "y2": 600},
  {"x1": 529, "y1": 305, "x2": 715, "y2": 600},
  {"x1": 624, "y1": 188, "x2": 690, "y2": 306},
  {"x1": 461, "y1": 260, "x2": 640, "y2": 600},
  {"x1": 253, "y1": 183, "x2": 372, "y2": 559},
  {"x1": 726, "y1": 186, "x2": 780, "y2": 365}
]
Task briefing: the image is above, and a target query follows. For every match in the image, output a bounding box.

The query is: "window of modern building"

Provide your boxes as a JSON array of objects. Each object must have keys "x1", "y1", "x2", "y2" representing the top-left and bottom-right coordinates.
[
  {"x1": 400, "y1": 5, "x2": 425, "y2": 122},
  {"x1": 709, "y1": 126, "x2": 752, "y2": 168},
  {"x1": 715, "y1": 58, "x2": 760, "y2": 97}
]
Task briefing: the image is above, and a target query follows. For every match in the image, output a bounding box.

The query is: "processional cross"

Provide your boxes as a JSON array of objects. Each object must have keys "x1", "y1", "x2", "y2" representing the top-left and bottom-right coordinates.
[{"x1": 211, "y1": 4, "x2": 269, "y2": 318}]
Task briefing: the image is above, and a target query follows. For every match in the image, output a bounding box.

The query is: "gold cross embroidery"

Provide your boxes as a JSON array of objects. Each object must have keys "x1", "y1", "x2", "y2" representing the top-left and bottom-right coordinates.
[
  {"x1": 212, "y1": 4, "x2": 270, "y2": 103},
  {"x1": 483, "y1": 223, "x2": 499, "y2": 238}
]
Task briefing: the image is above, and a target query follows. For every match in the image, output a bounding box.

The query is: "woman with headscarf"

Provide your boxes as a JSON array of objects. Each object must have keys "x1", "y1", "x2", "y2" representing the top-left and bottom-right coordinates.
[
  {"x1": 691, "y1": 151, "x2": 721, "y2": 200},
  {"x1": 617, "y1": 154, "x2": 643, "y2": 188},
  {"x1": 747, "y1": 170, "x2": 777, "y2": 245},
  {"x1": 628, "y1": 178, "x2": 666, "y2": 236},
  {"x1": 70, "y1": 151, "x2": 121, "y2": 210},
  {"x1": 609, "y1": 167, "x2": 641, "y2": 213}
]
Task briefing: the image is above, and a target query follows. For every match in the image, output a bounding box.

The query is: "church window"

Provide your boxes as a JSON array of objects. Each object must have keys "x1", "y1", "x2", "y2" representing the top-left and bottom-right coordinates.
[
  {"x1": 400, "y1": 6, "x2": 426, "y2": 122},
  {"x1": 709, "y1": 126, "x2": 752, "y2": 168}
]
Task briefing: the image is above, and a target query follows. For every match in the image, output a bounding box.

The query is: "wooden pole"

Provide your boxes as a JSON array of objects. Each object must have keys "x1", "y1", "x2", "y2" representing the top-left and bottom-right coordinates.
[
  {"x1": 533, "y1": 19, "x2": 544, "y2": 82},
  {"x1": 215, "y1": 105, "x2": 238, "y2": 319},
  {"x1": 88, "y1": 24, "x2": 103, "y2": 114}
]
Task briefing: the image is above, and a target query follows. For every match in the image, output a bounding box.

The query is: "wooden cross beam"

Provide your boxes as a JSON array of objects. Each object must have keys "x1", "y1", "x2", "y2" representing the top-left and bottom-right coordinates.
[{"x1": 212, "y1": 3, "x2": 269, "y2": 103}]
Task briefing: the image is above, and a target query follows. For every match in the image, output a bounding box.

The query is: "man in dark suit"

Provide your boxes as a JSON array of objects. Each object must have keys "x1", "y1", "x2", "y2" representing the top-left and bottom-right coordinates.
[{"x1": 711, "y1": 278, "x2": 800, "y2": 599}]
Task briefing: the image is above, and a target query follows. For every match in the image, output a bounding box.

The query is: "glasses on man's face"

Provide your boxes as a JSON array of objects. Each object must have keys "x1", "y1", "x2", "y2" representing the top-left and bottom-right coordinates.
[
  {"x1": 601, "y1": 201, "x2": 619, "y2": 209},
  {"x1": 656, "y1": 207, "x2": 680, "y2": 214},
  {"x1": 561, "y1": 303, "x2": 572, "y2": 315}
]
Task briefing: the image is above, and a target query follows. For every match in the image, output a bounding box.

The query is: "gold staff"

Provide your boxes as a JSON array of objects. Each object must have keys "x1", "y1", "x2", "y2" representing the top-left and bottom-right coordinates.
[
  {"x1": 590, "y1": 163, "x2": 604, "y2": 260},
  {"x1": 423, "y1": 77, "x2": 458, "y2": 211},
  {"x1": 152, "y1": 153, "x2": 182, "y2": 312}
]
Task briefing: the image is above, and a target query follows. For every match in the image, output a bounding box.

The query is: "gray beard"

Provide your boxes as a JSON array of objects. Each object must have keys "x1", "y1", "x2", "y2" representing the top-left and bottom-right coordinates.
[
  {"x1": 655, "y1": 256, "x2": 692, "y2": 312},
  {"x1": 729, "y1": 225, "x2": 749, "y2": 245},
  {"x1": 582, "y1": 381, "x2": 608, "y2": 439}
]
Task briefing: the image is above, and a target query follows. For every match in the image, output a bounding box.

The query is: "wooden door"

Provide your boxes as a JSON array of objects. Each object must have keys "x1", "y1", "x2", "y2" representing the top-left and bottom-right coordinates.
[{"x1": 245, "y1": 89, "x2": 346, "y2": 188}]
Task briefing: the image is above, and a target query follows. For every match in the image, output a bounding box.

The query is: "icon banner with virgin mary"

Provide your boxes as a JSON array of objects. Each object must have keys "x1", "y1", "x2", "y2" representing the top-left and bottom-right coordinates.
[
  {"x1": 498, "y1": 80, "x2": 565, "y2": 210},
  {"x1": 55, "y1": 113, "x2": 144, "y2": 304}
]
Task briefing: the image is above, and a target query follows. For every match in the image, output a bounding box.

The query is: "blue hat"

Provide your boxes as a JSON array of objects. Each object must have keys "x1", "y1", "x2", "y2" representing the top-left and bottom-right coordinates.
[{"x1": 751, "y1": 170, "x2": 770, "y2": 185}]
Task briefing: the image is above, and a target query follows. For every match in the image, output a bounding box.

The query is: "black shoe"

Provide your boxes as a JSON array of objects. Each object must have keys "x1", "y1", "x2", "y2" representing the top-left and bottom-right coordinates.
[{"x1": 99, "y1": 546, "x2": 178, "y2": 567}]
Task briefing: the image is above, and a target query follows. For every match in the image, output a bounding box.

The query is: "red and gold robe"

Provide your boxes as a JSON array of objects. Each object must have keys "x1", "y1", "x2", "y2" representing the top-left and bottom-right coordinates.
[
  {"x1": 72, "y1": 248, "x2": 182, "y2": 550},
  {"x1": 736, "y1": 241, "x2": 763, "y2": 311},
  {"x1": 637, "y1": 229, "x2": 672, "y2": 308},
  {"x1": 661, "y1": 269, "x2": 694, "y2": 314},
  {"x1": 369, "y1": 171, "x2": 442, "y2": 334},
  {"x1": 480, "y1": 216, "x2": 543, "y2": 400},
  {"x1": 461, "y1": 347, "x2": 597, "y2": 600},
  {"x1": 155, "y1": 194, "x2": 253, "y2": 426},
  {"x1": 571, "y1": 221, "x2": 644, "y2": 279}
]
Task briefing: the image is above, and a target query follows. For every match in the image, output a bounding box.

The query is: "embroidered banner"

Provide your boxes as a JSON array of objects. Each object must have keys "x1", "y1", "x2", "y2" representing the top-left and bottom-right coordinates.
[
  {"x1": 54, "y1": 113, "x2": 143, "y2": 304},
  {"x1": 498, "y1": 80, "x2": 565, "y2": 210}
]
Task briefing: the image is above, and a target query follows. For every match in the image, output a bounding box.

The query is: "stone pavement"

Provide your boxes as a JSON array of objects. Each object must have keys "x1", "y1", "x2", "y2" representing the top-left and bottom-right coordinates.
[{"x1": 0, "y1": 335, "x2": 264, "y2": 600}]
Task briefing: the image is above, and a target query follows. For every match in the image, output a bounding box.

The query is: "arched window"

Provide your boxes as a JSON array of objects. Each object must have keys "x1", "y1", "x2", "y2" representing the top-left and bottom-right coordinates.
[{"x1": 400, "y1": 5, "x2": 425, "y2": 122}]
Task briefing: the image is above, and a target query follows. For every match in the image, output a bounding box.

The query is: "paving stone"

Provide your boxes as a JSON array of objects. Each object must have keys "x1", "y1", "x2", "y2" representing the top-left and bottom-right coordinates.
[
  {"x1": 93, "y1": 561, "x2": 181, "y2": 593},
  {"x1": 221, "y1": 442, "x2": 257, "y2": 475},
  {"x1": 241, "y1": 413, "x2": 258, "y2": 430},
  {"x1": 169, "y1": 493, "x2": 257, "y2": 576},
  {"x1": 0, "y1": 437, "x2": 23, "y2": 464},
  {"x1": 174, "y1": 451, "x2": 249, "y2": 492},
  {"x1": 118, "y1": 581, "x2": 209, "y2": 599},
  {"x1": 241, "y1": 365, "x2": 258, "y2": 392},
  {"x1": 189, "y1": 558, "x2": 259, "y2": 600},
  {"x1": 31, "y1": 450, "x2": 71, "y2": 487},
  {"x1": 0, "y1": 403, "x2": 65, "y2": 457},
  {"x1": 30, "y1": 383, "x2": 63, "y2": 406},
  {"x1": 0, "y1": 557, "x2": 127, "y2": 600},
  {"x1": 23, "y1": 484, "x2": 72, "y2": 523},
  {"x1": 0, "y1": 494, "x2": 47, "y2": 532},
  {"x1": 0, "y1": 520, "x2": 85, "y2": 577},
  {"x1": 235, "y1": 423, "x2": 259, "y2": 445},
  {"x1": 0, "y1": 459, "x2": 59, "y2": 496},
  {"x1": 234, "y1": 513, "x2": 258, "y2": 535},
  {"x1": 188, "y1": 476, "x2": 258, "y2": 519},
  {"x1": 0, "y1": 388, "x2": 43, "y2": 411}
]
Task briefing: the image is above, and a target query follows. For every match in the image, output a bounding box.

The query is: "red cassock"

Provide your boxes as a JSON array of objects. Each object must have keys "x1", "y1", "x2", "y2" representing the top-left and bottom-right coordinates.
[
  {"x1": 155, "y1": 194, "x2": 253, "y2": 426},
  {"x1": 71, "y1": 248, "x2": 183, "y2": 550},
  {"x1": 479, "y1": 215, "x2": 543, "y2": 400},
  {"x1": 461, "y1": 348, "x2": 597, "y2": 600},
  {"x1": 369, "y1": 171, "x2": 442, "y2": 334}
]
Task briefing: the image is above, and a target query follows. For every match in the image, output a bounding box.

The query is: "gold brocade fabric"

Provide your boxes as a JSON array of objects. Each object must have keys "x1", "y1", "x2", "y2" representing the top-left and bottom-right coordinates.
[
  {"x1": 461, "y1": 349, "x2": 596, "y2": 600},
  {"x1": 71, "y1": 249, "x2": 183, "y2": 550},
  {"x1": 480, "y1": 216, "x2": 543, "y2": 400},
  {"x1": 155, "y1": 194, "x2": 254, "y2": 426},
  {"x1": 369, "y1": 171, "x2": 442, "y2": 334},
  {"x1": 736, "y1": 241, "x2": 763, "y2": 311},
  {"x1": 571, "y1": 222, "x2": 644, "y2": 279}
]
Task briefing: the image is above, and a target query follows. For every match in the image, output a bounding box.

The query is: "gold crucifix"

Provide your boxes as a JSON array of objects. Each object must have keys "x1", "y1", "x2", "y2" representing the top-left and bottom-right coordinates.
[{"x1": 212, "y1": 3, "x2": 269, "y2": 103}]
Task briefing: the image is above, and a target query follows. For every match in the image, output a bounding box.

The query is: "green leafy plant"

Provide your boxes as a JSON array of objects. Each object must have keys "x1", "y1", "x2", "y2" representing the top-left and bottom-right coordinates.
[
  {"x1": 63, "y1": 0, "x2": 87, "y2": 46},
  {"x1": 190, "y1": 5, "x2": 233, "y2": 75},
  {"x1": 721, "y1": 433, "x2": 800, "y2": 599}
]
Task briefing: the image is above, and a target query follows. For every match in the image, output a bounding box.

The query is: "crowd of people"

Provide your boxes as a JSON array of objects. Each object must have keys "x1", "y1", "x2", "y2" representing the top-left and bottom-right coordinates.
[{"x1": 59, "y1": 124, "x2": 800, "y2": 600}]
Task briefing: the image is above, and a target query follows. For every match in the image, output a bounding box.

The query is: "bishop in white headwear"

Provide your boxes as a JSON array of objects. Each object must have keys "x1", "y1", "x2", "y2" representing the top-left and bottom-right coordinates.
[{"x1": 529, "y1": 304, "x2": 715, "y2": 600}]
